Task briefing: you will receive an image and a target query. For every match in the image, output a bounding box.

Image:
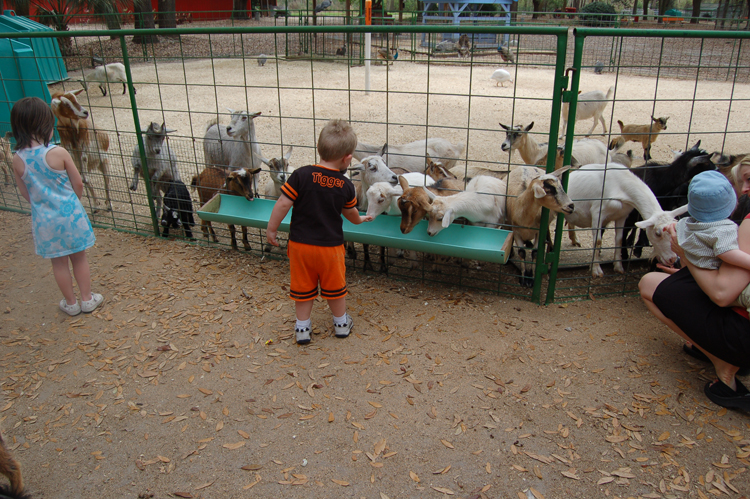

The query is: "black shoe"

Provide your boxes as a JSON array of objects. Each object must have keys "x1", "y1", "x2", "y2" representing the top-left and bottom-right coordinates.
[
  {"x1": 704, "y1": 378, "x2": 750, "y2": 410},
  {"x1": 683, "y1": 344, "x2": 750, "y2": 376}
]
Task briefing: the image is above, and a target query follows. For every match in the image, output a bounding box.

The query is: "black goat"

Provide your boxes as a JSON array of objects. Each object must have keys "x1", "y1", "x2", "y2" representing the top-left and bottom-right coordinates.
[
  {"x1": 160, "y1": 180, "x2": 195, "y2": 240},
  {"x1": 622, "y1": 141, "x2": 716, "y2": 260}
]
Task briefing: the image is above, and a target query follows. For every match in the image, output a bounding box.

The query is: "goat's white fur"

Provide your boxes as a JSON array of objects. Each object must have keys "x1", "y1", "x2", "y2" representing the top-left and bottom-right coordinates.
[
  {"x1": 564, "y1": 162, "x2": 688, "y2": 278},
  {"x1": 350, "y1": 149, "x2": 399, "y2": 210},
  {"x1": 80, "y1": 63, "x2": 133, "y2": 96},
  {"x1": 560, "y1": 86, "x2": 614, "y2": 138},
  {"x1": 425, "y1": 175, "x2": 507, "y2": 236},
  {"x1": 500, "y1": 122, "x2": 608, "y2": 168},
  {"x1": 130, "y1": 122, "x2": 180, "y2": 219},
  {"x1": 353, "y1": 138, "x2": 465, "y2": 173},
  {"x1": 365, "y1": 172, "x2": 435, "y2": 219}
]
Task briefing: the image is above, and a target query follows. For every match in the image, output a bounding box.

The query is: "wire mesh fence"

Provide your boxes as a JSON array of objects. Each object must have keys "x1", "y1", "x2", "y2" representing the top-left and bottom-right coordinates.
[{"x1": 1, "y1": 22, "x2": 750, "y2": 303}]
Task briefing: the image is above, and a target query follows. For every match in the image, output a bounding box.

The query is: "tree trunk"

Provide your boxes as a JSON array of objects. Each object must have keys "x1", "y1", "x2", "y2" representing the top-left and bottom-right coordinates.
[
  {"x1": 158, "y1": 0, "x2": 177, "y2": 28},
  {"x1": 232, "y1": 0, "x2": 249, "y2": 19},
  {"x1": 10, "y1": 0, "x2": 29, "y2": 17},
  {"x1": 719, "y1": 0, "x2": 730, "y2": 28},
  {"x1": 509, "y1": 0, "x2": 518, "y2": 23},
  {"x1": 691, "y1": 0, "x2": 701, "y2": 23},
  {"x1": 531, "y1": 0, "x2": 541, "y2": 19},
  {"x1": 132, "y1": 0, "x2": 159, "y2": 45},
  {"x1": 643, "y1": 0, "x2": 650, "y2": 20},
  {"x1": 93, "y1": 2, "x2": 121, "y2": 40},
  {"x1": 632, "y1": 0, "x2": 638, "y2": 16},
  {"x1": 746, "y1": 0, "x2": 750, "y2": 29}
]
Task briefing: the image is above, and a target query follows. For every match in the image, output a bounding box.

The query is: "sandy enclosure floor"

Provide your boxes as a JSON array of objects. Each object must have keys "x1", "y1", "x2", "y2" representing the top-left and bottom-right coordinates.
[{"x1": 1, "y1": 208, "x2": 749, "y2": 498}]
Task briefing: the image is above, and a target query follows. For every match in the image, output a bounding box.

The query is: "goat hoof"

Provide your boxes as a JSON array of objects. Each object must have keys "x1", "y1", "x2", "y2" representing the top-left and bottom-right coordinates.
[{"x1": 520, "y1": 275, "x2": 534, "y2": 288}]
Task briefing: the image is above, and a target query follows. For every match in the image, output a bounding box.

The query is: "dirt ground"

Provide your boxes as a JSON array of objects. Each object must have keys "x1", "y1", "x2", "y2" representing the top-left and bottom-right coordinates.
[{"x1": 1, "y1": 207, "x2": 749, "y2": 499}]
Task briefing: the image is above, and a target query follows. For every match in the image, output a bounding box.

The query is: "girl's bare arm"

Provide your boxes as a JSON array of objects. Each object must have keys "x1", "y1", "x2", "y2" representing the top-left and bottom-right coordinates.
[{"x1": 12, "y1": 155, "x2": 30, "y2": 202}]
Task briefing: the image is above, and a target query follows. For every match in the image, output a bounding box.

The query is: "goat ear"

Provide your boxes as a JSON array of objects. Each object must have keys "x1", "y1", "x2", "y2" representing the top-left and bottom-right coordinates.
[
  {"x1": 553, "y1": 166, "x2": 572, "y2": 176},
  {"x1": 379, "y1": 143, "x2": 388, "y2": 158},
  {"x1": 260, "y1": 156, "x2": 271, "y2": 166},
  {"x1": 284, "y1": 146, "x2": 293, "y2": 160},
  {"x1": 423, "y1": 186, "x2": 436, "y2": 202},
  {"x1": 250, "y1": 167, "x2": 262, "y2": 175},
  {"x1": 398, "y1": 175, "x2": 410, "y2": 191},
  {"x1": 498, "y1": 123, "x2": 510, "y2": 131},
  {"x1": 442, "y1": 210, "x2": 455, "y2": 228},
  {"x1": 73, "y1": 88, "x2": 85, "y2": 96},
  {"x1": 667, "y1": 204, "x2": 689, "y2": 219},
  {"x1": 250, "y1": 111, "x2": 261, "y2": 118},
  {"x1": 525, "y1": 122, "x2": 534, "y2": 132},
  {"x1": 532, "y1": 182, "x2": 547, "y2": 199},
  {"x1": 348, "y1": 163, "x2": 363, "y2": 171},
  {"x1": 165, "y1": 128, "x2": 177, "y2": 134}
]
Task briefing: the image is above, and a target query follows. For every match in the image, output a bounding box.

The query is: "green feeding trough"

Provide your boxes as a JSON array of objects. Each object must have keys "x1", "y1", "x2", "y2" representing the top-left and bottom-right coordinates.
[
  {"x1": 198, "y1": 195, "x2": 513, "y2": 264},
  {"x1": 0, "y1": 10, "x2": 67, "y2": 138}
]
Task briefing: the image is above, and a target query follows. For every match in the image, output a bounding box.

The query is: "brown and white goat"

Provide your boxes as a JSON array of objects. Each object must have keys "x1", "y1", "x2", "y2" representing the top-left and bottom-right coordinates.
[
  {"x1": 505, "y1": 166, "x2": 574, "y2": 286},
  {"x1": 50, "y1": 89, "x2": 112, "y2": 211},
  {"x1": 500, "y1": 121, "x2": 608, "y2": 168},
  {"x1": 0, "y1": 431, "x2": 29, "y2": 499},
  {"x1": 0, "y1": 132, "x2": 12, "y2": 185},
  {"x1": 397, "y1": 175, "x2": 465, "y2": 234},
  {"x1": 424, "y1": 153, "x2": 458, "y2": 182},
  {"x1": 608, "y1": 116, "x2": 669, "y2": 161},
  {"x1": 192, "y1": 166, "x2": 260, "y2": 251}
]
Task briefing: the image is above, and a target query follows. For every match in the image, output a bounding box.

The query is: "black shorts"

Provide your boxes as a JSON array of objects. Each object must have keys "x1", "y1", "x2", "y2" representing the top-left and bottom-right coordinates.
[{"x1": 653, "y1": 267, "x2": 750, "y2": 368}]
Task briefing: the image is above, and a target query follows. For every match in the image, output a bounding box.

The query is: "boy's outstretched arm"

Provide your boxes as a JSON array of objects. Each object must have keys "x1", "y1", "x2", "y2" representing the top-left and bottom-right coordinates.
[
  {"x1": 343, "y1": 207, "x2": 372, "y2": 225},
  {"x1": 266, "y1": 194, "x2": 293, "y2": 247}
]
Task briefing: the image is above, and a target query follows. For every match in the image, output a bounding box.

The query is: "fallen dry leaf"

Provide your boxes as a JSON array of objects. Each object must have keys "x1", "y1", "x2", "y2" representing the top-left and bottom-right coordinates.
[
  {"x1": 223, "y1": 441, "x2": 246, "y2": 450},
  {"x1": 331, "y1": 479, "x2": 350, "y2": 486},
  {"x1": 431, "y1": 486, "x2": 454, "y2": 495},
  {"x1": 440, "y1": 439, "x2": 455, "y2": 449}
]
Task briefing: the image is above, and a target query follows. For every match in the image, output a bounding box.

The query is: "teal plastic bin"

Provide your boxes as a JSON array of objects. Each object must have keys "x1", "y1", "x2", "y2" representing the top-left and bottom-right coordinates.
[
  {"x1": 0, "y1": 10, "x2": 68, "y2": 84},
  {"x1": 0, "y1": 36, "x2": 54, "y2": 140}
]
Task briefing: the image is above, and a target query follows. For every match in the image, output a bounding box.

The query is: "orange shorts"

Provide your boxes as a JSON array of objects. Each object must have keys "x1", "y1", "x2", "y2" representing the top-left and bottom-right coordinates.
[{"x1": 287, "y1": 240, "x2": 347, "y2": 302}]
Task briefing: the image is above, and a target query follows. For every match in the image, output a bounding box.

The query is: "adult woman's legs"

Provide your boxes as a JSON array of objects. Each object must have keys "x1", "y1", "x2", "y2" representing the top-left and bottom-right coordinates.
[{"x1": 641, "y1": 270, "x2": 743, "y2": 390}]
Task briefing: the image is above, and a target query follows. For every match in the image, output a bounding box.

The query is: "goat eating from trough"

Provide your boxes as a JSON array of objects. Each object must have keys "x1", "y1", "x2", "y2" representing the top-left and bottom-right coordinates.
[
  {"x1": 129, "y1": 122, "x2": 181, "y2": 220},
  {"x1": 192, "y1": 167, "x2": 261, "y2": 251},
  {"x1": 564, "y1": 162, "x2": 688, "y2": 278},
  {"x1": 505, "y1": 166, "x2": 575, "y2": 287},
  {"x1": 161, "y1": 179, "x2": 195, "y2": 240},
  {"x1": 50, "y1": 88, "x2": 113, "y2": 212}
]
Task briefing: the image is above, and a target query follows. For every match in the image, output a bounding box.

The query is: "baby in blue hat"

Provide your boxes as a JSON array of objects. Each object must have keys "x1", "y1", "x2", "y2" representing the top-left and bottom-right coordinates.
[{"x1": 676, "y1": 170, "x2": 750, "y2": 309}]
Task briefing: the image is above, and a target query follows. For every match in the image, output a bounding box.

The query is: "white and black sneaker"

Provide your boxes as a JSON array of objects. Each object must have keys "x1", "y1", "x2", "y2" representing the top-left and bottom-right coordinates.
[
  {"x1": 334, "y1": 314, "x2": 353, "y2": 338},
  {"x1": 295, "y1": 327, "x2": 311, "y2": 345}
]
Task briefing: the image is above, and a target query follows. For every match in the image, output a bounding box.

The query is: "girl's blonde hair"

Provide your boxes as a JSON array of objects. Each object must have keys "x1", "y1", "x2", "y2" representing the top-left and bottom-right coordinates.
[
  {"x1": 731, "y1": 157, "x2": 750, "y2": 189},
  {"x1": 10, "y1": 97, "x2": 55, "y2": 150},
  {"x1": 317, "y1": 119, "x2": 357, "y2": 162}
]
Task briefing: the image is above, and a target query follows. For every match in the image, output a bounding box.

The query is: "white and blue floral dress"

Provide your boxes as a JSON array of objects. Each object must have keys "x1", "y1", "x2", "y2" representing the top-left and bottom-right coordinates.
[{"x1": 17, "y1": 144, "x2": 95, "y2": 258}]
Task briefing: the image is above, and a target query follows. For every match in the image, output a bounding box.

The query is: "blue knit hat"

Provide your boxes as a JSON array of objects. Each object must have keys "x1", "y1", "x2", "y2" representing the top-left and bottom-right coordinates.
[{"x1": 687, "y1": 170, "x2": 736, "y2": 223}]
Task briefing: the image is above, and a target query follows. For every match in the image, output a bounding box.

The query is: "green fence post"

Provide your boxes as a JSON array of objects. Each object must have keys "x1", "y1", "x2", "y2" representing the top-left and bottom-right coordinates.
[
  {"x1": 530, "y1": 30, "x2": 569, "y2": 304},
  {"x1": 120, "y1": 35, "x2": 160, "y2": 237},
  {"x1": 544, "y1": 29, "x2": 585, "y2": 305}
]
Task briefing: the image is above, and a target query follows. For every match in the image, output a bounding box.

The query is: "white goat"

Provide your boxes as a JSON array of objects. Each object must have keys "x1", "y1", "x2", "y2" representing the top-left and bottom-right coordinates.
[
  {"x1": 365, "y1": 172, "x2": 435, "y2": 219},
  {"x1": 80, "y1": 62, "x2": 134, "y2": 96},
  {"x1": 560, "y1": 86, "x2": 614, "y2": 138},
  {"x1": 353, "y1": 139, "x2": 465, "y2": 172},
  {"x1": 203, "y1": 109, "x2": 263, "y2": 171},
  {"x1": 564, "y1": 162, "x2": 688, "y2": 278},
  {"x1": 505, "y1": 166, "x2": 575, "y2": 286},
  {"x1": 424, "y1": 175, "x2": 507, "y2": 236},
  {"x1": 261, "y1": 146, "x2": 294, "y2": 199},
  {"x1": 129, "y1": 122, "x2": 181, "y2": 219},
  {"x1": 351, "y1": 146, "x2": 400, "y2": 210},
  {"x1": 500, "y1": 122, "x2": 608, "y2": 168}
]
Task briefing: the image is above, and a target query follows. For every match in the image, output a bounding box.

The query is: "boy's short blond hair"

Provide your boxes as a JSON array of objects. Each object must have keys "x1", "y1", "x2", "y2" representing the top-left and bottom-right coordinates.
[{"x1": 317, "y1": 119, "x2": 357, "y2": 162}]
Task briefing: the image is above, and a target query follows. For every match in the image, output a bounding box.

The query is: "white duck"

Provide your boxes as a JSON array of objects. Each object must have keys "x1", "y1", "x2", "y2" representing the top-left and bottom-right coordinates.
[{"x1": 491, "y1": 68, "x2": 513, "y2": 87}]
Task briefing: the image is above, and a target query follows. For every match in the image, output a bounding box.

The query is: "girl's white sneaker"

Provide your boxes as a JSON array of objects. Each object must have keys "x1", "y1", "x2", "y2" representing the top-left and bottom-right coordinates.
[
  {"x1": 59, "y1": 299, "x2": 81, "y2": 316},
  {"x1": 81, "y1": 293, "x2": 104, "y2": 313}
]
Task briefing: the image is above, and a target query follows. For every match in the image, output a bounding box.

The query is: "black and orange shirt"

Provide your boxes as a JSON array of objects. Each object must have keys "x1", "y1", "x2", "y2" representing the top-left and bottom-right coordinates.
[{"x1": 280, "y1": 164, "x2": 357, "y2": 246}]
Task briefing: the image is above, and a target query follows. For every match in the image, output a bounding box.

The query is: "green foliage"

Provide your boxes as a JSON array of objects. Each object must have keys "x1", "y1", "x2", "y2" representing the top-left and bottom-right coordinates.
[{"x1": 579, "y1": 1, "x2": 617, "y2": 26}]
